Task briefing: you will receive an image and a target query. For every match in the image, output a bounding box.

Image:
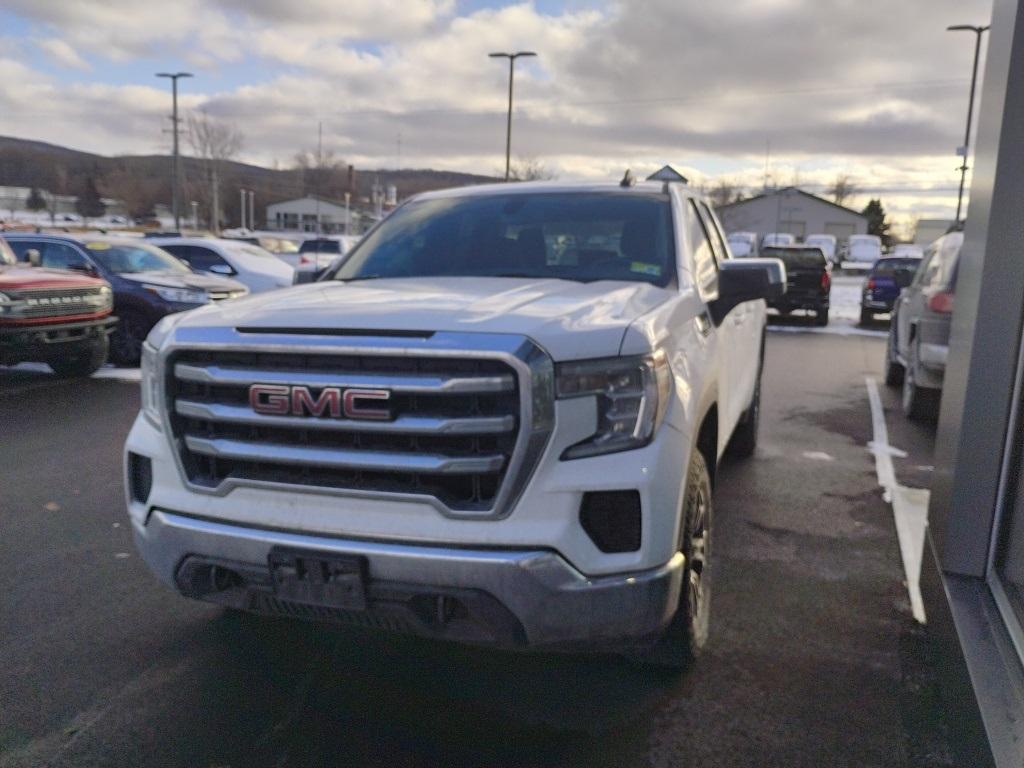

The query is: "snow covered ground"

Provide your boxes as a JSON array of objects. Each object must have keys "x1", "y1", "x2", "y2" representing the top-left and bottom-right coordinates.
[{"x1": 767, "y1": 274, "x2": 887, "y2": 338}]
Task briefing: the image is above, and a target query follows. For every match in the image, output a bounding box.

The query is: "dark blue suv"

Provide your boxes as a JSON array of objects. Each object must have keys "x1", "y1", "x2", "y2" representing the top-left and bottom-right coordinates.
[
  {"x1": 4, "y1": 234, "x2": 247, "y2": 365},
  {"x1": 860, "y1": 256, "x2": 921, "y2": 324}
]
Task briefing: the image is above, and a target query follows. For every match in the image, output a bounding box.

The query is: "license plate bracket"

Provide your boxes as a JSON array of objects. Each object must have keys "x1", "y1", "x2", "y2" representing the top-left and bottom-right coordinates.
[{"x1": 268, "y1": 547, "x2": 368, "y2": 611}]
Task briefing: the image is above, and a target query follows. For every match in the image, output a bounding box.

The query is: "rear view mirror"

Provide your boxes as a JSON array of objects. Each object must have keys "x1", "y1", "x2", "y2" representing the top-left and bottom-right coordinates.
[
  {"x1": 709, "y1": 258, "x2": 787, "y2": 324},
  {"x1": 26, "y1": 249, "x2": 41, "y2": 267}
]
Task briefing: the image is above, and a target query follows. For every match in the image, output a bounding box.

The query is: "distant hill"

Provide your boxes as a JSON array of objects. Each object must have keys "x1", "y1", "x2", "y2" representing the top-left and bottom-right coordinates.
[{"x1": 0, "y1": 135, "x2": 497, "y2": 222}]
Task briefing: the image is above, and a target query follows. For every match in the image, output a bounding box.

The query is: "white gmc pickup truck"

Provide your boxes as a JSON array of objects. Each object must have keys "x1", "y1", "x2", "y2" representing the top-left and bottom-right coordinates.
[{"x1": 124, "y1": 180, "x2": 784, "y2": 668}]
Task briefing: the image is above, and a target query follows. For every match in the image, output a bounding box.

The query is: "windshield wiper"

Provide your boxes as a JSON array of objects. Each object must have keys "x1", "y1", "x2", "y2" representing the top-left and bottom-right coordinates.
[{"x1": 485, "y1": 272, "x2": 585, "y2": 282}]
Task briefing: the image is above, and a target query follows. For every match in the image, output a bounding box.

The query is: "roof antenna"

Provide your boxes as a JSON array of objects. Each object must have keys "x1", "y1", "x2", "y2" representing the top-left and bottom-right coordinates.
[{"x1": 619, "y1": 169, "x2": 635, "y2": 188}]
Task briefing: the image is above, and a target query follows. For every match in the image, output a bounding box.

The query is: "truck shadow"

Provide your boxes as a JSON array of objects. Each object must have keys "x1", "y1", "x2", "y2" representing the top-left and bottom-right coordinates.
[{"x1": 186, "y1": 610, "x2": 689, "y2": 766}]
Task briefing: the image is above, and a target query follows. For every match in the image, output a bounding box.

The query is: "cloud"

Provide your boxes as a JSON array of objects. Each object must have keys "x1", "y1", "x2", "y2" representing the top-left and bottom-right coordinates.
[
  {"x1": 0, "y1": 0, "x2": 996, "y2": 226},
  {"x1": 35, "y1": 37, "x2": 90, "y2": 70}
]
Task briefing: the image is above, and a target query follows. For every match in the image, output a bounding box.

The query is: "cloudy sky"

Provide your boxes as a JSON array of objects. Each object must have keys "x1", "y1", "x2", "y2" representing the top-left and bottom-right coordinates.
[{"x1": 0, "y1": 0, "x2": 994, "y2": 232}]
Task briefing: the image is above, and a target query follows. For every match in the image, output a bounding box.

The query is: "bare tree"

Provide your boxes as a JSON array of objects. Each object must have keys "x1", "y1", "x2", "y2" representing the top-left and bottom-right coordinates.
[
  {"x1": 293, "y1": 149, "x2": 350, "y2": 200},
  {"x1": 507, "y1": 156, "x2": 556, "y2": 182},
  {"x1": 827, "y1": 174, "x2": 857, "y2": 206},
  {"x1": 187, "y1": 112, "x2": 243, "y2": 234},
  {"x1": 102, "y1": 168, "x2": 162, "y2": 221},
  {"x1": 707, "y1": 179, "x2": 746, "y2": 209}
]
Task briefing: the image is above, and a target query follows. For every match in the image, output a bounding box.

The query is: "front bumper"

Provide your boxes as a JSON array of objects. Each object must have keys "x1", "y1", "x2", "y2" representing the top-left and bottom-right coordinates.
[
  {"x1": 0, "y1": 316, "x2": 116, "y2": 361},
  {"x1": 133, "y1": 509, "x2": 684, "y2": 649}
]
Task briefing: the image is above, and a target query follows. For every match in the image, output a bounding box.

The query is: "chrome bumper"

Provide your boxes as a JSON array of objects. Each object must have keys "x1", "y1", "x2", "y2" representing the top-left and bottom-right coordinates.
[{"x1": 134, "y1": 510, "x2": 684, "y2": 649}]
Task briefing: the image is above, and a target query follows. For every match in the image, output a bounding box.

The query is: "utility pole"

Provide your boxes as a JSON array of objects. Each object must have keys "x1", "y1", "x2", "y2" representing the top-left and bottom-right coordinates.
[
  {"x1": 190, "y1": 200, "x2": 198, "y2": 230},
  {"x1": 248, "y1": 190, "x2": 255, "y2": 231},
  {"x1": 488, "y1": 51, "x2": 537, "y2": 181},
  {"x1": 946, "y1": 24, "x2": 990, "y2": 223},
  {"x1": 156, "y1": 72, "x2": 193, "y2": 230},
  {"x1": 315, "y1": 121, "x2": 322, "y2": 235},
  {"x1": 240, "y1": 188, "x2": 247, "y2": 229}
]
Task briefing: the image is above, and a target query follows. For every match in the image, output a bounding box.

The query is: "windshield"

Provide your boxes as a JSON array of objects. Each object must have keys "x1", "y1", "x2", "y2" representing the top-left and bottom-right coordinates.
[
  {"x1": 0, "y1": 237, "x2": 14, "y2": 265},
  {"x1": 849, "y1": 235, "x2": 881, "y2": 247},
  {"x1": 763, "y1": 246, "x2": 826, "y2": 269},
  {"x1": 872, "y1": 258, "x2": 920, "y2": 276},
  {"x1": 83, "y1": 241, "x2": 190, "y2": 274},
  {"x1": 333, "y1": 192, "x2": 676, "y2": 286}
]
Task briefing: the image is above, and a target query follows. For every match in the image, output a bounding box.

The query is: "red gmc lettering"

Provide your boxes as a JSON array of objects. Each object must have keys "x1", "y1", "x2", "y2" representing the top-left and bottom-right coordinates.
[
  {"x1": 292, "y1": 386, "x2": 342, "y2": 418},
  {"x1": 249, "y1": 384, "x2": 291, "y2": 415},
  {"x1": 343, "y1": 388, "x2": 392, "y2": 420}
]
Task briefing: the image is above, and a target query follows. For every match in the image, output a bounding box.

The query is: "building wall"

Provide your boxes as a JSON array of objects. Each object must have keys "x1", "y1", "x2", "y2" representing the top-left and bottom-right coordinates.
[
  {"x1": 914, "y1": 219, "x2": 953, "y2": 245},
  {"x1": 266, "y1": 197, "x2": 352, "y2": 234},
  {"x1": 716, "y1": 189, "x2": 867, "y2": 242}
]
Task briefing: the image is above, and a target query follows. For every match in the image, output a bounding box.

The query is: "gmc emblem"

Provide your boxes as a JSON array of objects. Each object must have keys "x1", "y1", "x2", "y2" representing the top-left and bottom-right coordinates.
[{"x1": 249, "y1": 384, "x2": 392, "y2": 421}]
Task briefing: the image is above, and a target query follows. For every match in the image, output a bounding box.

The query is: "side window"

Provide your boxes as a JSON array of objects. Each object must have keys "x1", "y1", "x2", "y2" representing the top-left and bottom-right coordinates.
[
  {"x1": 7, "y1": 240, "x2": 41, "y2": 261},
  {"x1": 697, "y1": 201, "x2": 731, "y2": 262},
  {"x1": 42, "y1": 243, "x2": 90, "y2": 270},
  {"x1": 686, "y1": 200, "x2": 719, "y2": 298},
  {"x1": 915, "y1": 245, "x2": 940, "y2": 287}
]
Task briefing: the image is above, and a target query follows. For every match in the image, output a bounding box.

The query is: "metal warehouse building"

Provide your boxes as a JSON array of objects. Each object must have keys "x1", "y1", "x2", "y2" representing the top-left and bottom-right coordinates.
[{"x1": 715, "y1": 186, "x2": 868, "y2": 241}]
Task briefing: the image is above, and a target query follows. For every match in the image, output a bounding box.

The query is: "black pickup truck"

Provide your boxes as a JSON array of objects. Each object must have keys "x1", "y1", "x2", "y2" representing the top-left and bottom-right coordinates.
[{"x1": 761, "y1": 245, "x2": 831, "y2": 326}]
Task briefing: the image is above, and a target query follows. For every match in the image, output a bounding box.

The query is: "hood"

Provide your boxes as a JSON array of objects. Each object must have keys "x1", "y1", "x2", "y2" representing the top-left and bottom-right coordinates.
[
  {"x1": 119, "y1": 270, "x2": 247, "y2": 293},
  {"x1": 0, "y1": 265, "x2": 107, "y2": 290},
  {"x1": 174, "y1": 276, "x2": 673, "y2": 360}
]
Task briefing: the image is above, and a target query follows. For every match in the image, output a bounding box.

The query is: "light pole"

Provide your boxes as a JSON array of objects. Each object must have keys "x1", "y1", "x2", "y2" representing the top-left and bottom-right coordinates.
[
  {"x1": 488, "y1": 51, "x2": 537, "y2": 181},
  {"x1": 946, "y1": 24, "x2": 989, "y2": 223},
  {"x1": 156, "y1": 71, "x2": 193, "y2": 230}
]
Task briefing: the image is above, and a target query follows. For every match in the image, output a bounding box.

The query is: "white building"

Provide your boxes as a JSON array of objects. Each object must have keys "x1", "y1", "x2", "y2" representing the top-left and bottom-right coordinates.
[
  {"x1": 266, "y1": 196, "x2": 358, "y2": 234},
  {"x1": 913, "y1": 219, "x2": 954, "y2": 246},
  {"x1": 716, "y1": 187, "x2": 868, "y2": 242}
]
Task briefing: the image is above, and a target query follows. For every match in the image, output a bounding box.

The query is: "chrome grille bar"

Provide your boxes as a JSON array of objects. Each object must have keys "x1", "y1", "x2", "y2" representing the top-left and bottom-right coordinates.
[
  {"x1": 184, "y1": 436, "x2": 506, "y2": 475},
  {"x1": 174, "y1": 363, "x2": 515, "y2": 394},
  {"x1": 175, "y1": 399, "x2": 514, "y2": 435}
]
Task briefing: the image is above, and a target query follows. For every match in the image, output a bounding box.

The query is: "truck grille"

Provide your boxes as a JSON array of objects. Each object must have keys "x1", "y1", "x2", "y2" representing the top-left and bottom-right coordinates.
[
  {"x1": 7, "y1": 286, "x2": 109, "y2": 319},
  {"x1": 166, "y1": 349, "x2": 527, "y2": 513}
]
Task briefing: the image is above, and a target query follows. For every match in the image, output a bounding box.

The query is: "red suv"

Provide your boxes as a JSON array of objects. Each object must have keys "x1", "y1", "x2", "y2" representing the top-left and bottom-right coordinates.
[{"x1": 0, "y1": 236, "x2": 116, "y2": 376}]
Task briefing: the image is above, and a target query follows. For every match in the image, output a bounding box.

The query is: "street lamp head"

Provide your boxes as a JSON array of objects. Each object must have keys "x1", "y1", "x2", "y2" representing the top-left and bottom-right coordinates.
[
  {"x1": 489, "y1": 52, "x2": 510, "y2": 58},
  {"x1": 156, "y1": 72, "x2": 194, "y2": 79},
  {"x1": 946, "y1": 24, "x2": 990, "y2": 32},
  {"x1": 488, "y1": 51, "x2": 538, "y2": 59}
]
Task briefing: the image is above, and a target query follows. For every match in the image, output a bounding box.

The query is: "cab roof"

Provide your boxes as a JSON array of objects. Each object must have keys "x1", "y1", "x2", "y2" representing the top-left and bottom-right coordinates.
[{"x1": 411, "y1": 179, "x2": 688, "y2": 202}]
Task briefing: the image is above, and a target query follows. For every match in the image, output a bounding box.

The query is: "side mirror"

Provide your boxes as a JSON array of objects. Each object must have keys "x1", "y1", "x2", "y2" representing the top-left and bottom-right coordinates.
[
  {"x1": 26, "y1": 249, "x2": 41, "y2": 267},
  {"x1": 208, "y1": 263, "x2": 235, "y2": 276},
  {"x1": 709, "y1": 258, "x2": 787, "y2": 324},
  {"x1": 293, "y1": 267, "x2": 327, "y2": 285}
]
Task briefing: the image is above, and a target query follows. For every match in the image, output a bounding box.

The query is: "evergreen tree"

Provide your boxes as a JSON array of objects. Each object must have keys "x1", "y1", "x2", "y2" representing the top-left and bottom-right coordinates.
[
  {"x1": 75, "y1": 177, "x2": 106, "y2": 220},
  {"x1": 25, "y1": 187, "x2": 46, "y2": 212},
  {"x1": 861, "y1": 198, "x2": 892, "y2": 246}
]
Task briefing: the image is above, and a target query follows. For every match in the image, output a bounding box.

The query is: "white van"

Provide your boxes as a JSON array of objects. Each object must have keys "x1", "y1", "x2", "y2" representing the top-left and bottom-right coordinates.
[
  {"x1": 845, "y1": 234, "x2": 883, "y2": 267},
  {"x1": 805, "y1": 234, "x2": 837, "y2": 263},
  {"x1": 762, "y1": 232, "x2": 796, "y2": 248},
  {"x1": 727, "y1": 231, "x2": 758, "y2": 257}
]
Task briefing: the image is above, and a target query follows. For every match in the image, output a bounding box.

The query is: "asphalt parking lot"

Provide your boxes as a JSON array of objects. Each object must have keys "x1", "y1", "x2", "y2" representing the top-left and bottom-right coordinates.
[{"x1": 0, "y1": 297, "x2": 968, "y2": 767}]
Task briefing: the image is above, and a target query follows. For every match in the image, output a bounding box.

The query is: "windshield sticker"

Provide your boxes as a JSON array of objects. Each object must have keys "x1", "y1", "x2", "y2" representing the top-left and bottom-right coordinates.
[
  {"x1": 630, "y1": 262, "x2": 662, "y2": 277},
  {"x1": 85, "y1": 242, "x2": 111, "y2": 250}
]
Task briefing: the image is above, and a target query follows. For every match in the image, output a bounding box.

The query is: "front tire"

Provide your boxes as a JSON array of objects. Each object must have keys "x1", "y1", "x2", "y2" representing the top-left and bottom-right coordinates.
[
  {"x1": 728, "y1": 376, "x2": 760, "y2": 458},
  {"x1": 860, "y1": 307, "x2": 873, "y2": 326},
  {"x1": 902, "y1": 342, "x2": 937, "y2": 421},
  {"x1": 109, "y1": 310, "x2": 151, "y2": 366},
  {"x1": 814, "y1": 307, "x2": 829, "y2": 326},
  {"x1": 48, "y1": 335, "x2": 109, "y2": 377},
  {"x1": 884, "y1": 322, "x2": 904, "y2": 386},
  {"x1": 635, "y1": 450, "x2": 712, "y2": 671}
]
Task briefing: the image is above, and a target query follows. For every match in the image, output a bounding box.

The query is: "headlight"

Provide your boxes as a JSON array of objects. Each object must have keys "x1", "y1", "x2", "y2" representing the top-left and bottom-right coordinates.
[
  {"x1": 139, "y1": 313, "x2": 186, "y2": 427},
  {"x1": 556, "y1": 349, "x2": 672, "y2": 460},
  {"x1": 145, "y1": 285, "x2": 208, "y2": 304},
  {"x1": 83, "y1": 285, "x2": 113, "y2": 310},
  {"x1": 140, "y1": 342, "x2": 161, "y2": 425}
]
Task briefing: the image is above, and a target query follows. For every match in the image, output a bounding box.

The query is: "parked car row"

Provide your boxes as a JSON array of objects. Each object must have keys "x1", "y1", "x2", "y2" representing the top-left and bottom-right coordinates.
[{"x1": 883, "y1": 231, "x2": 962, "y2": 421}]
